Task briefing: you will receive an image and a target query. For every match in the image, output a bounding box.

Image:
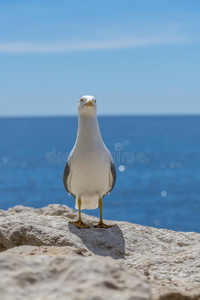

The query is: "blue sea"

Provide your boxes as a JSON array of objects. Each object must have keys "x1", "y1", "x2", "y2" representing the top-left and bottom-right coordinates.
[{"x1": 0, "y1": 116, "x2": 200, "y2": 233}]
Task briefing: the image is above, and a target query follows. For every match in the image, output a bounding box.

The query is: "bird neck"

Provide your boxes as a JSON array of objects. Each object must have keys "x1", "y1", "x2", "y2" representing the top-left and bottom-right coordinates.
[{"x1": 75, "y1": 114, "x2": 103, "y2": 148}]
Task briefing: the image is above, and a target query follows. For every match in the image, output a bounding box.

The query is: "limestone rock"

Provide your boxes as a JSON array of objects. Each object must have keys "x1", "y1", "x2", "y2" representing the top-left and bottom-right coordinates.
[
  {"x1": 0, "y1": 204, "x2": 200, "y2": 299},
  {"x1": 0, "y1": 246, "x2": 150, "y2": 300}
]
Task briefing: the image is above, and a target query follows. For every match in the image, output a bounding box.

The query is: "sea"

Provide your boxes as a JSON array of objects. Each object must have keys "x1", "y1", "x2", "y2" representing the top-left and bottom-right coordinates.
[{"x1": 0, "y1": 116, "x2": 200, "y2": 233}]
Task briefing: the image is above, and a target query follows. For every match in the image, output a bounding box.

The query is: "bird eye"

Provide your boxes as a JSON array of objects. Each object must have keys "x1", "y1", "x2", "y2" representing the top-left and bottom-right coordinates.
[
  {"x1": 94, "y1": 100, "x2": 96, "y2": 103},
  {"x1": 80, "y1": 98, "x2": 84, "y2": 102}
]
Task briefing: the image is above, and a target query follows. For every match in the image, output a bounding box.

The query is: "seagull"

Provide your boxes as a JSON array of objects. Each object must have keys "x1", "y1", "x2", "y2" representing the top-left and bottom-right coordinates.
[{"x1": 63, "y1": 95, "x2": 116, "y2": 229}]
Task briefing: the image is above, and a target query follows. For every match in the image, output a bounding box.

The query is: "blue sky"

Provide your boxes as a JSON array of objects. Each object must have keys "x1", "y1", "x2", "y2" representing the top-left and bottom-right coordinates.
[{"x1": 0, "y1": 0, "x2": 200, "y2": 116}]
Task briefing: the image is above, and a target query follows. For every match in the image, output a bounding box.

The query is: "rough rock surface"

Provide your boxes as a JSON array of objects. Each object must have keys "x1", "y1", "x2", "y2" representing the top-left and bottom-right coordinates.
[
  {"x1": 0, "y1": 204, "x2": 200, "y2": 300},
  {"x1": 0, "y1": 246, "x2": 150, "y2": 300}
]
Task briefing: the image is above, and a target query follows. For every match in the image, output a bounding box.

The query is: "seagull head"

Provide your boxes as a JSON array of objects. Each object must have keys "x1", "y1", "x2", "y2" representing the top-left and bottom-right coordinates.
[{"x1": 78, "y1": 95, "x2": 97, "y2": 116}]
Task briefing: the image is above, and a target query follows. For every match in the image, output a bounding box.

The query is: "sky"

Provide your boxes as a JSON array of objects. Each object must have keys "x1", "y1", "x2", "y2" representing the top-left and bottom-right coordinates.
[{"x1": 0, "y1": 0, "x2": 200, "y2": 116}]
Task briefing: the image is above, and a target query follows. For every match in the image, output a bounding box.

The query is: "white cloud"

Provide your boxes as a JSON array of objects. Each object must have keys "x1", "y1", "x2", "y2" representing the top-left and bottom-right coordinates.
[{"x1": 0, "y1": 28, "x2": 188, "y2": 54}]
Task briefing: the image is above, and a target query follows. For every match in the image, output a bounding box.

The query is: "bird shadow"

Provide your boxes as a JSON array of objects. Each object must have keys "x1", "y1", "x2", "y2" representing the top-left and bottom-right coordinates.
[{"x1": 68, "y1": 222, "x2": 125, "y2": 259}]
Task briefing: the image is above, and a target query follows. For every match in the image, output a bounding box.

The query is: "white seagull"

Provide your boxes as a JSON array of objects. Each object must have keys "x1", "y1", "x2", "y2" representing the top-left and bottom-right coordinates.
[{"x1": 63, "y1": 95, "x2": 116, "y2": 228}]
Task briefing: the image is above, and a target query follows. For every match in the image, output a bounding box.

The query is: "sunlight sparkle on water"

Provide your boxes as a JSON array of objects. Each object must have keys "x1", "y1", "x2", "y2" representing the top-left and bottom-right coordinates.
[{"x1": 118, "y1": 165, "x2": 125, "y2": 172}]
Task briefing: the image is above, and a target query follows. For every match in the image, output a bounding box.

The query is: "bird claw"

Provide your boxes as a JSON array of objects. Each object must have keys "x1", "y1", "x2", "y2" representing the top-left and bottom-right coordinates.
[
  {"x1": 94, "y1": 222, "x2": 114, "y2": 228},
  {"x1": 69, "y1": 220, "x2": 90, "y2": 229}
]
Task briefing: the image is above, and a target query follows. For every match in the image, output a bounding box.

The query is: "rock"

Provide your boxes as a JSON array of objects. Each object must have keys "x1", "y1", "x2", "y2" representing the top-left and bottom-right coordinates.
[
  {"x1": 0, "y1": 204, "x2": 200, "y2": 299},
  {"x1": 0, "y1": 246, "x2": 150, "y2": 300}
]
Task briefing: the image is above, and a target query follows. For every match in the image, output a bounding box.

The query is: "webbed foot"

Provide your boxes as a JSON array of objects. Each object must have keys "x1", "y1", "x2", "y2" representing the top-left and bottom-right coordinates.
[
  {"x1": 69, "y1": 220, "x2": 90, "y2": 229},
  {"x1": 94, "y1": 222, "x2": 114, "y2": 228}
]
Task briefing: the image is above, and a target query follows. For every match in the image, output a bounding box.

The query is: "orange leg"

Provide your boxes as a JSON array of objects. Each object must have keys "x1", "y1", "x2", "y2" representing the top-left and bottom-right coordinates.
[
  {"x1": 69, "y1": 198, "x2": 89, "y2": 229},
  {"x1": 94, "y1": 198, "x2": 114, "y2": 228}
]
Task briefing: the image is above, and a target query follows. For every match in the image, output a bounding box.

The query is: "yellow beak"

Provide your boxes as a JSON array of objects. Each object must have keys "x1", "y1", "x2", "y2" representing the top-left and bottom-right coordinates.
[{"x1": 84, "y1": 100, "x2": 94, "y2": 107}]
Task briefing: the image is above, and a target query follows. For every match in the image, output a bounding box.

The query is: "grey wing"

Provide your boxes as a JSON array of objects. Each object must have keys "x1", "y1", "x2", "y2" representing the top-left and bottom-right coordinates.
[
  {"x1": 63, "y1": 162, "x2": 75, "y2": 198},
  {"x1": 105, "y1": 161, "x2": 116, "y2": 196}
]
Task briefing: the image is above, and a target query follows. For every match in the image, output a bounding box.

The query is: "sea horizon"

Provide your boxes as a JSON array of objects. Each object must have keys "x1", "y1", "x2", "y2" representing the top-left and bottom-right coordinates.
[{"x1": 1, "y1": 114, "x2": 200, "y2": 119}]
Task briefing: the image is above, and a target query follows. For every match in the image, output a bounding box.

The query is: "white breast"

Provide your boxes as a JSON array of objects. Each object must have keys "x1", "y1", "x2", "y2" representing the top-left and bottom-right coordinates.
[{"x1": 67, "y1": 114, "x2": 113, "y2": 209}]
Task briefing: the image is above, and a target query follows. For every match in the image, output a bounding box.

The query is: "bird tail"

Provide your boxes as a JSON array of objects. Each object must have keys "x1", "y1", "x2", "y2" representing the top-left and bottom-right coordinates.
[{"x1": 75, "y1": 195, "x2": 99, "y2": 210}]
